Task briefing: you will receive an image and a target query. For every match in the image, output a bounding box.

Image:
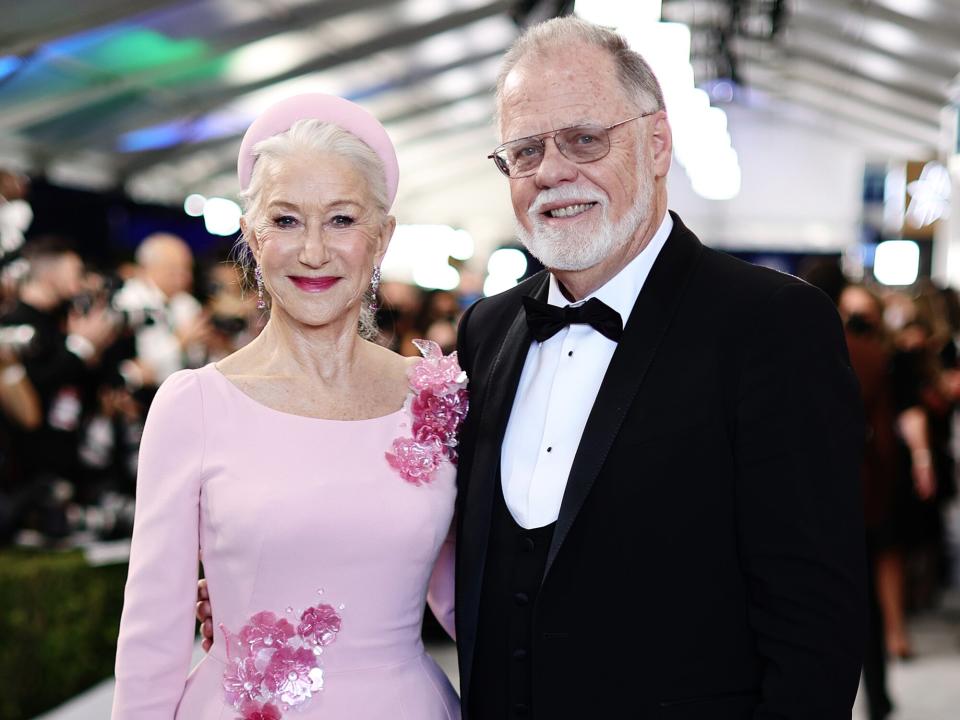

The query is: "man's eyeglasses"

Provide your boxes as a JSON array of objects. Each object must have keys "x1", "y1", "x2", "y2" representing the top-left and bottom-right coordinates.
[{"x1": 487, "y1": 112, "x2": 657, "y2": 179}]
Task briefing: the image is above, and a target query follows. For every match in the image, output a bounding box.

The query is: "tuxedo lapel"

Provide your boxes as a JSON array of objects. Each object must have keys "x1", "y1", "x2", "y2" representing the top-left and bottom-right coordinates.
[
  {"x1": 543, "y1": 215, "x2": 703, "y2": 580},
  {"x1": 459, "y1": 271, "x2": 549, "y2": 696}
]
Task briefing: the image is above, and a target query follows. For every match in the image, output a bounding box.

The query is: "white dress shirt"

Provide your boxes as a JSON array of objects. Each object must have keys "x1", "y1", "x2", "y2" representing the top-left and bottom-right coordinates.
[
  {"x1": 500, "y1": 211, "x2": 674, "y2": 529},
  {"x1": 113, "y1": 277, "x2": 203, "y2": 383}
]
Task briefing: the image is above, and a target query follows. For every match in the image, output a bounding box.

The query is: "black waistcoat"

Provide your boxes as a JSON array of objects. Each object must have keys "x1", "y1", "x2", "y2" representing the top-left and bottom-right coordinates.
[{"x1": 470, "y1": 482, "x2": 555, "y2": 719}]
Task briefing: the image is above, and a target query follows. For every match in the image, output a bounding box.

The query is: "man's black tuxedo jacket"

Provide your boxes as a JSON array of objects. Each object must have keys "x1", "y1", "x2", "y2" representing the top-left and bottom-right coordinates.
[{"x1": 453, "y1": 213, "x2": 866, "y2": 719}]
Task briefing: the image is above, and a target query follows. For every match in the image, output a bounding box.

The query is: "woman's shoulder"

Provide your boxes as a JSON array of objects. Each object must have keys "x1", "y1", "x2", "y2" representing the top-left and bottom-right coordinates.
[
  {"x1": 149, "y1": 367, "x2": 210, "y2": 421},
  {"x1": 156, "y1": 366, "x2": 206, "y2": 397}
]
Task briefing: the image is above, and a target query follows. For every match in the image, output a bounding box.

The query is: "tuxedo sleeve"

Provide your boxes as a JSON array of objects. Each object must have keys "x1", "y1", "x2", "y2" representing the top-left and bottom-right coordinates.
[{"x1": 733, "y1": 282, "x2": 866, "y2": 719}]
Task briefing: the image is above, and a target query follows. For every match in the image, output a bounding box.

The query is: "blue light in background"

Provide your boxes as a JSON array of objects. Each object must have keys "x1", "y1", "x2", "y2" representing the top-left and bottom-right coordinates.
[
  {"x1": 119, "y1": 123, "x2": 188, "y2": 152},
  {"x1": 118, "y1": 112, "x2": 252, "y2": 152},
  {"x1": 0, "y1": 56, "x2": 23, "y2": 80}
]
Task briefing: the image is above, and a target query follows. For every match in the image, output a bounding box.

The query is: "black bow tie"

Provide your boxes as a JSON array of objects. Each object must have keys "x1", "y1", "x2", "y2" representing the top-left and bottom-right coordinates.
[{"x1": 522, "y1": 295, "x2": 623, "y2": 342}]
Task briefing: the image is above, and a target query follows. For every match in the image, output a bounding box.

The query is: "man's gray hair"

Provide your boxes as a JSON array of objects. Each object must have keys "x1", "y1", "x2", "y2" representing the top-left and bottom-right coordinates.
[{"x1": 495, "y1": 16, "x2": 665, "y2": 128}]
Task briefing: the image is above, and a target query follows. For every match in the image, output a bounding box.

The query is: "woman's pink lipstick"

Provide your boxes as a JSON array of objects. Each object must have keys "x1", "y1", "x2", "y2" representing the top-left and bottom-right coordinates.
[{"x1": 289, "y1": 275, "x2": 341, "y2": 292}]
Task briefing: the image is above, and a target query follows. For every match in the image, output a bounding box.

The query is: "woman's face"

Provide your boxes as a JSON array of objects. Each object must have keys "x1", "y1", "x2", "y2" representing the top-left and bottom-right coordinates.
[{"x1": 245, "y1": 151, "x2": 393, "y2": 329}]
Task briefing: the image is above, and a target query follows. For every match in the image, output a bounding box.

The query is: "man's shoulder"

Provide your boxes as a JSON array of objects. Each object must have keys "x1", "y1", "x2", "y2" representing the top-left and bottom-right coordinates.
[
  {"x1": 462, "y1": 270, "x2": 547, "y2": 325},
  {"x1": 696, "y1": 243, "x2": 820, "y2": 305}
]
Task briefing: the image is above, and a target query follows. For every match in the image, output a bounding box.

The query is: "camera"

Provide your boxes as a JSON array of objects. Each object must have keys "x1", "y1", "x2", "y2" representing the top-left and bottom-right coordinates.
[{"x1": 73, "y1": 274, "x2": 160, "y2": 331}]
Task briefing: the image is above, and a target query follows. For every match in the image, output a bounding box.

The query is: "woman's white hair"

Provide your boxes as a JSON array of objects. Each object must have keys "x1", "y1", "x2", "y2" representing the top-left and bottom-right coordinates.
[{"x1": 234, "y1": 119, "x2": 388, "y2": 340}]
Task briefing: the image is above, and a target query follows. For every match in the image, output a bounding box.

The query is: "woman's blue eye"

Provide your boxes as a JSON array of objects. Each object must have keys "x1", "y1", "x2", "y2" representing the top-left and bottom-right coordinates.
[
  {"x1": 331, "y1": 215, "x2": 355, "y2": 227},
  {"x1": 274, "y1": 215, "x2": 297, "y2": 227}
]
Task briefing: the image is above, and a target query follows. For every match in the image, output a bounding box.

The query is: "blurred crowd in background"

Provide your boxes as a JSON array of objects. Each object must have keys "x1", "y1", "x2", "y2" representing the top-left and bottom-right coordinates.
[{"x1": 0, "y1": 168, "x2": 465, "y2": 551}]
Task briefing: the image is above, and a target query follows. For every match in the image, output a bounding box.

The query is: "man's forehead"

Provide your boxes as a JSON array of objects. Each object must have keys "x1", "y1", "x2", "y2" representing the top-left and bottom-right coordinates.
[{"x1": 499, "y1": 65, "x2": 629, "y2": 139}]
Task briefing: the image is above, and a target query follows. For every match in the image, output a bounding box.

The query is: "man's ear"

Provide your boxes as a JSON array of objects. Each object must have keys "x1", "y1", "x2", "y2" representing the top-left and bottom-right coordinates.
[{"x1": 650, "y1": 111, "x2": 673, "y2": 179}]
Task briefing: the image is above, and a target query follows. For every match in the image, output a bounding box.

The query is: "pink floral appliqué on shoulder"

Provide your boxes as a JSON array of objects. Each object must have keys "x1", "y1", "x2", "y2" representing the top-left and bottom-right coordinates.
[
  {"x1": 385, "y1": 339, "x2": 468, "y2": 485},
  {"x1": 220, "y1": 599, "x2": 342, "y2": 719}
]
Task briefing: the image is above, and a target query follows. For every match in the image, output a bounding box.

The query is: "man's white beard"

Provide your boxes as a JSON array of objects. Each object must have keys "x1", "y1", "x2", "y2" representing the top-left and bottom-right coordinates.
[{"x1": 515, "y1": 166, "x2": 653, "y2": 272}]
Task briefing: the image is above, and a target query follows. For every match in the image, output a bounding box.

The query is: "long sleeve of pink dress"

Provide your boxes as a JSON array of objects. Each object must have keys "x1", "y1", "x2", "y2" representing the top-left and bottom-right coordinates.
[{"x1": 112, "y1": 357, "x2": 461, "y2": 720}]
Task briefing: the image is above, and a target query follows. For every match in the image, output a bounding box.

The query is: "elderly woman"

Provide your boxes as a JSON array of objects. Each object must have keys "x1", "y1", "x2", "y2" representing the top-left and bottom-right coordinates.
[{"x1": 112, "y1": 95, "x2": 464, "y2": 719}]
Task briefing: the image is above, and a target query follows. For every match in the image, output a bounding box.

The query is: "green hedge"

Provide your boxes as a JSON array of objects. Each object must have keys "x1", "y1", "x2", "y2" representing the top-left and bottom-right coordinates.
[{"x1": 0, "y1": 549, "x2": 127, "y2": 719}]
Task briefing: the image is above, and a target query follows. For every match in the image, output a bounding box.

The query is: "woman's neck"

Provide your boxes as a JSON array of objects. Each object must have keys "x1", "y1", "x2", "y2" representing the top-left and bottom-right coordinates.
[{"x1": 246, "y1": 311, "x2": 367, "y2": 385}]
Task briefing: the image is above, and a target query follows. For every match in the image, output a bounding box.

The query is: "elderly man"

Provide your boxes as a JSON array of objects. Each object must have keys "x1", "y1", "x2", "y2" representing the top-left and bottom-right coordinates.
[
  {"x1": 113, "y1": 233, "x2": 209, "y2": 386},
  {"x1": 452, "y1": 16, "x2": 865, "y2": 720}
]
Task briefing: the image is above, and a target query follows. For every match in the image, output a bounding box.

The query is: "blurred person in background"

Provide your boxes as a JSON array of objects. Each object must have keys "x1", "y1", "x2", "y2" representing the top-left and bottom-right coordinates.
[
  {"x1": 0, "y1": 325, "x2": 43, "y2": 544},
  {"x1": 838, "y1": 283, "x2": 899, "y2": 719},
  {"x1": 201, "y1": 261, "x2": 263, "y2": 362},
  {"x1": 376, "y1": 280, "x2": 425, "y2": 354},
  {"x1": 0, "y1": 169, "x2": 31, "y2": 271},
  {"x1": 0, "y1": 235, "x2": 117, "y2": 540},
  {"x1": 882, "y1": 292, "x2": 957, "y2": 654},
  {"x1": 112, "y1": 232, "x2": 210, "y2": 388},
  {"x1": 416, "y1": 289, "x2": 460, "y2": 354}
]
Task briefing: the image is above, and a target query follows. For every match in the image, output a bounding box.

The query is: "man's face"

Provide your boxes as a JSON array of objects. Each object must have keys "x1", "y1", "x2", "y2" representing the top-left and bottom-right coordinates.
[
  {"x1": 148, "y1": 241, "x2": 194, "y2": 298},
  {"x1": 498, "y1": 44, "x2": 655, "y2": 271},
  {"x1": 51, "y1": 252, "x2": 85, "y2": 300}
]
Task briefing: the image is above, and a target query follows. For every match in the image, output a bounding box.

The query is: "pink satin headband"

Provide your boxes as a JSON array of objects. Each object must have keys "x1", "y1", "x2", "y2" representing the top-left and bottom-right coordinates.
[{"x1": 237, "y1": 93, "x2": 399, "y2": 207}]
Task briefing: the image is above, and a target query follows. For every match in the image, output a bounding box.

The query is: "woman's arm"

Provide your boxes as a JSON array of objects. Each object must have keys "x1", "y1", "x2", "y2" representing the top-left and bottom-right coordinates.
[
  {"x1": 112, "y1": 370, "x2": 206, "y2": 718},
  {"x1": 426, "y1": 518, "x2": 456, "y2": 640}
]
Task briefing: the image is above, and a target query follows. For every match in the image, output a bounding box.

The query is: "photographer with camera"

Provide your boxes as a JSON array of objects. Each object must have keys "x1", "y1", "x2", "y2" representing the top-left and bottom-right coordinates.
[
  {"x1": 0, "y1": 235, "x2": 117, "y2": 541},
  {"x1": 112, "y1": 233, "x2": 209, "y2": 389}
]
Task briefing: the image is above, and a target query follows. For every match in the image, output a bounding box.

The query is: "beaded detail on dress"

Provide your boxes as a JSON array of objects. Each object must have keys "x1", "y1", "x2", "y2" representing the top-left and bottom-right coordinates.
[
  {"x1": 385, "y1": 339, "x2": 468, "y2": 486},
  {"x1": 220, "y1": 600, "x2": 343, "y2": 719}
]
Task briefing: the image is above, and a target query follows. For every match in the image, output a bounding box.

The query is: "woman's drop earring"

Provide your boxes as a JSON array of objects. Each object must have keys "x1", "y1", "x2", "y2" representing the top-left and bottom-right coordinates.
[
  {"x1": 255, "y1": 265, "x2": 266, "y2": 310},
  {"x1": 370, "y1": 266, "x2": 381, "y2": 312}
]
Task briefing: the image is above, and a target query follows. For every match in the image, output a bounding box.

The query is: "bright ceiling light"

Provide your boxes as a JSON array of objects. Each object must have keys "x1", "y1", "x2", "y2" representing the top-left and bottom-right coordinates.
[
  {"x1": 484, "y1": 248, "x2": 528, "y2": 296},
  {"x1": 183, "y1": 193, "x2": 206, "y2": 217},
  {"x1": 203, "y1": 197, "x2": 242, "y2": 236},
  {"x1": 487, "y1": 248, "x2": 527, "y2": 279},
  {"x1": 483, "y1": 273, "x2": 519, "y2": 297},
  {"x1": 413, "y1": 264, "x2": 461, "y2": 291},
  {"x1": 224, "y1": 32, "x2": 318, "y2": 85},
  {"x1": 874, "y1": 240, "x2": 920, "y2": 286},
  {"x1": 382, "y1": 224, "x2": 472, "y2": 287},
  {"x1": 449, "y1": 229, "x2": 475, "y2": 261},
  {"x1": 906, "y1": 161, "x2": 951, "y2": 227}
]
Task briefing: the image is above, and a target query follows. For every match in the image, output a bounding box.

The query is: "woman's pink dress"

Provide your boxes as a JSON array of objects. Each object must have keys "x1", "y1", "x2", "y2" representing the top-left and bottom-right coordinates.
[{"x1": 112, "y1": 359, "x2": 460, "y2": 719}]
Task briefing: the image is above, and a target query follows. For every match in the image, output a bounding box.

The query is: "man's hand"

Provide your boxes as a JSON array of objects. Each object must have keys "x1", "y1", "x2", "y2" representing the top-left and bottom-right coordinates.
[
  {"x1": 196, "y1": 579, "x2": 214, "y2": 652},
  {"x1": 177, "y1": 313, "x2": 213, "y2": 349},
  {"x1": 67, "y1": 304, "x2": 118, "y2": 354},
  {"x1": 911, "y1": 449, "x2": 937, "y2": 501}
]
